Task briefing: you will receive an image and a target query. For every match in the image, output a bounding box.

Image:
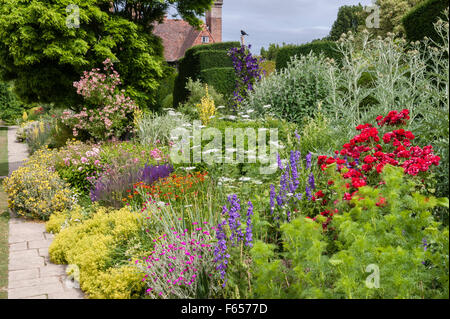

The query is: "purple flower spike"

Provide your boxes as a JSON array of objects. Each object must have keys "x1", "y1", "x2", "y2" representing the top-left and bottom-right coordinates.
[
  {"x1": 245, "y1": 201, "x2": 253, "y2": 247},
  {"x1": 306, "y1": 152, "x2": 312, "y2": 170}
]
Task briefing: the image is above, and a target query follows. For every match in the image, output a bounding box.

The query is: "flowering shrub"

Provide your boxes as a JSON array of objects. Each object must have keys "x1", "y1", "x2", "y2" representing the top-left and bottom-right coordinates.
[
  {"x1": 2, "y1": 147, "x2": 74, "y2": 220},
  {"x1": 61, "y1": 59, "x2": 138, "y2": 140},
  {"x1": 135, "y1": 221, "x2": 219, "y2": 299},
  {"x1": 55, "y1": 140, "x2": 104, "y2": 194},
  {"x1": 228, "y1": 45, "x2": 264, "y2": 110}
]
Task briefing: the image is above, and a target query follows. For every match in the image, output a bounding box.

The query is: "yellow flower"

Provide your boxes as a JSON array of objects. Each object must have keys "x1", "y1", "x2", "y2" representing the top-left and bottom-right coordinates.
[{"x1": 196, "y1": 85, "x2": 216, "y2": 125}]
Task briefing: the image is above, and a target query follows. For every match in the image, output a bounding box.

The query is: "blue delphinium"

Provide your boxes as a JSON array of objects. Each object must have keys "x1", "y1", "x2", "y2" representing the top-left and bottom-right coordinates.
[
  {"x1": 277, "y1": 153, "x2": 284, "y2": 170},
  {"x1": 213, "y1": 220, "x2": 229, "y2": 286},
  {"x1": 306, "y1": 152, "x2": 312, "y2": 170},
  {"x1": 308, "y1": 172, "x2": 315, "y2": 190},
  {"x1": 290, "y1": 150, "x2": 299, "y2": 190},
  {"x1": 269, "y1": 184, "x2": 276, "y2": 214},
  {"x1": 214, "y1": 195, "x2": 254, "y2": 287},
  {"x1": 245, "y1": 201, "x2": 254, "y2": 247},
  {"x1": 227, "y1": 195, "x2": 243, "y2": 246}
]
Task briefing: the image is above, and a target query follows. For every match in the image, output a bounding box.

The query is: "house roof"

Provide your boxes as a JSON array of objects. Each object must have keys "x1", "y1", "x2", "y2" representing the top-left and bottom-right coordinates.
[{"x1": 153, "y1": 18, "x2": 214, "y2": 62}]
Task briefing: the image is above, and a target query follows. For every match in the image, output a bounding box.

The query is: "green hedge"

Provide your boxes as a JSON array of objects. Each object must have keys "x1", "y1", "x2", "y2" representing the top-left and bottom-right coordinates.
[
  {"x1": 198, "y1": 67, "x2": 236, "y2": 98},
  {"x1": 402, "y1": 0, "x2": 448, "y2": 43},
  {"x1": 185, "y1": 41, "x2": 241, "y2": 56},
  {"x1": 275, "y1": 40, "x2": 342, "y2": 71},
  {"x1": 173, "y1": 41, "x2": 240, "y2": 107},
  {"x1": 196, "y1": 50, "x2": 234, "y2": 71}
]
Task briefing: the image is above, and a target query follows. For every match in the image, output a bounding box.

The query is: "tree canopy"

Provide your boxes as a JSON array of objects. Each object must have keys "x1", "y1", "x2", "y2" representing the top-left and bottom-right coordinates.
[
  {"x1": 0, "y1": 0, "x2": 215, "y2": 109},
  {"x1": 328, "y1": 4, "x2": 365, "y2": 41}
]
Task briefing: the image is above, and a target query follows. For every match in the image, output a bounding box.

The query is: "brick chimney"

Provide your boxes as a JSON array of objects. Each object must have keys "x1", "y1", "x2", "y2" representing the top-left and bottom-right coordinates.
[{"x1": 206, "y1": 0, "x2": 223, "y2": 42}]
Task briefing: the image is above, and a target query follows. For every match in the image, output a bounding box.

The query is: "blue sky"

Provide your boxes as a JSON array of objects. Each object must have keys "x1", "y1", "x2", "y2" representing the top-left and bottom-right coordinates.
[{"x1": 220, "y1": 0, "x2": 374, "y2": 53}]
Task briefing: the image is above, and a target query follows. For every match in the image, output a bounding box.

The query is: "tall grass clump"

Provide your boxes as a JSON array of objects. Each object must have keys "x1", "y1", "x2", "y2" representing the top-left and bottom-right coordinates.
[{"x1": 135, "y1": 110, "x2": 189, "y2": 146}]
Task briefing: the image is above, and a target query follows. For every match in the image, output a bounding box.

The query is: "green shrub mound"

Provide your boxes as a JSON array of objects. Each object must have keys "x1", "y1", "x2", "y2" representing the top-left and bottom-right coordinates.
[
  {"x1": 243, "y1": 53, "x2": 332, "y2": 126},
  {"x1": 275, "y1": 40, "x2": 342, "y2": 71},
  {"x1": 173, "y1": 41, "x2": 239, "y2": 107},
  {"x1": 403, "y1": 0, "x2": 448, "y2": 43}
]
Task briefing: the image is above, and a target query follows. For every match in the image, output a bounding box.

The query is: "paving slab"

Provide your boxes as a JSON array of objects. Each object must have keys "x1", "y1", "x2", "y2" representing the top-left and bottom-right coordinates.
[
  {"x1": 6, "y1": 126, "x2": 84, "y2": 299},
  {"x1": 8, "y1": 275, "x2": 61, "y2": 289},
  {"x1": 28, "y1": 239, "x2": 53, "y2": 249},
  {"x1": 9, "y1": 242, "x2": 27, "y2": 252},
  {"x1": 9, "y1": 269, "x2": 40, "y2": 282},
  {"x1": 8, "y1": 281, "x2": 65, "y2": 299}
]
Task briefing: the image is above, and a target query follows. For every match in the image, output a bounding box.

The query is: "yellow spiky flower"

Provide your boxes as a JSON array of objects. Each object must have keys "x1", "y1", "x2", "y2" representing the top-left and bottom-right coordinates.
[
  {"x1": 133, "y1": 108, "x2": 143, "y2": 128},
  {"x1": 196, "y1": 85, "x2": 216, "y2": 125}
]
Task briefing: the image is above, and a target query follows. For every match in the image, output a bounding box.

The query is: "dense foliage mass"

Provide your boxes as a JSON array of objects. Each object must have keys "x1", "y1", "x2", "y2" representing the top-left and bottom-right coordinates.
[
  {"x1": 0, "y1": 0, "x2": 215, "y2": 108},
  {"x1": 402, "y1": 0, "x2": 449, "y2": 42},
  {"x1": 1, "y1": 1, "x2": 448, "y2": 301}
]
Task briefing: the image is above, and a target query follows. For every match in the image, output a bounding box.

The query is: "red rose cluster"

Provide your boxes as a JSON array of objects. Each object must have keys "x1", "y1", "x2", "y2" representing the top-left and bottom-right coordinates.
[
  {"x1": 310, "y1": 110, "x2": 440, "y2": 229},
  {"x1": 376, "y1": 109, "x2": 410, "y2": 126},
  {"x1": 318, "y1": 109, "x2": 440, "y2": 183}
]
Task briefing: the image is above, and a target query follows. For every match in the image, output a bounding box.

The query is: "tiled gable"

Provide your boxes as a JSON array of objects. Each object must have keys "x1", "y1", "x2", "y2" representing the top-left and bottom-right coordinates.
[{"x1": 153, "y1": 18, "x2": 215, "y2": 62}]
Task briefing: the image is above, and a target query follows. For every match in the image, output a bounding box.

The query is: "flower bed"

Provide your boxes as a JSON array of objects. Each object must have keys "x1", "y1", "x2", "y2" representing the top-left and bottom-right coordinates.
[{"x1": 3, "y1": 17, "x2": 449, "y2": 299}]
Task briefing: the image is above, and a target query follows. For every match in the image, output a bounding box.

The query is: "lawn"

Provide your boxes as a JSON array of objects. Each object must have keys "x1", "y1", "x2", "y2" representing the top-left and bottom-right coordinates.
[
  {"x1": 0, "y1": 126, "x2": 9, "y2": 299},
  {"x1": 0, "y1": 127, "x2": 7, "y2": 177}
]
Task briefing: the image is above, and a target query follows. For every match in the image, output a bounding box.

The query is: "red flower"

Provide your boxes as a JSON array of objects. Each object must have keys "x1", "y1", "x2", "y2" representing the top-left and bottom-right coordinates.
[
  {"x1": 343, "y1": 193, "x2": 353, "y2": 201},
  {"x1": 315, "y1": 190, "x2": 325, "y2": 198},
  {"x1": 376, "y1": 197, "x2": 386, "y2": 207},
  {"x1": 363, "y1": 155, "x2": 377, "y2": 164}
]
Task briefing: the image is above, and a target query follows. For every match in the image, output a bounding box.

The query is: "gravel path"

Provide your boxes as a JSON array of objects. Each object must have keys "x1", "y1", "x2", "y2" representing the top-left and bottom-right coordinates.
[{"x1": 6, "y1": 126, "x2": 85, "y2": 299}]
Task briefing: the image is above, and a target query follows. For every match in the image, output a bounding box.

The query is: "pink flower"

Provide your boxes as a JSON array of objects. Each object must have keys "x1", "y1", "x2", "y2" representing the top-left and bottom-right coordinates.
[{"x1": 81, "y1": 157, "x2": 88, "y2": 164}]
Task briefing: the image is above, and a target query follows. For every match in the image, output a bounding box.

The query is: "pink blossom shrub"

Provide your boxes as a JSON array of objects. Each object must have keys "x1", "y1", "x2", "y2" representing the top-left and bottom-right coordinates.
[{"x1": 61, "y1": 59, "x2": 137, "y2": 140}]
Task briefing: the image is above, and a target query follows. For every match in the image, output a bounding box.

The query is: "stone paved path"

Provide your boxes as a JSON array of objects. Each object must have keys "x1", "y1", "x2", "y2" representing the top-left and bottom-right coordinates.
[{"x1": 6, "y1": 126, "x2": 84, "y2": 299}]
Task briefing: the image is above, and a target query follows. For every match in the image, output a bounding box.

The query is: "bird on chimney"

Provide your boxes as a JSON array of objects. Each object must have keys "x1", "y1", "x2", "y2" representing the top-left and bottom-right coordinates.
[{"x1": 241, "y1": 30, "x2": 249, "y2": 36}]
